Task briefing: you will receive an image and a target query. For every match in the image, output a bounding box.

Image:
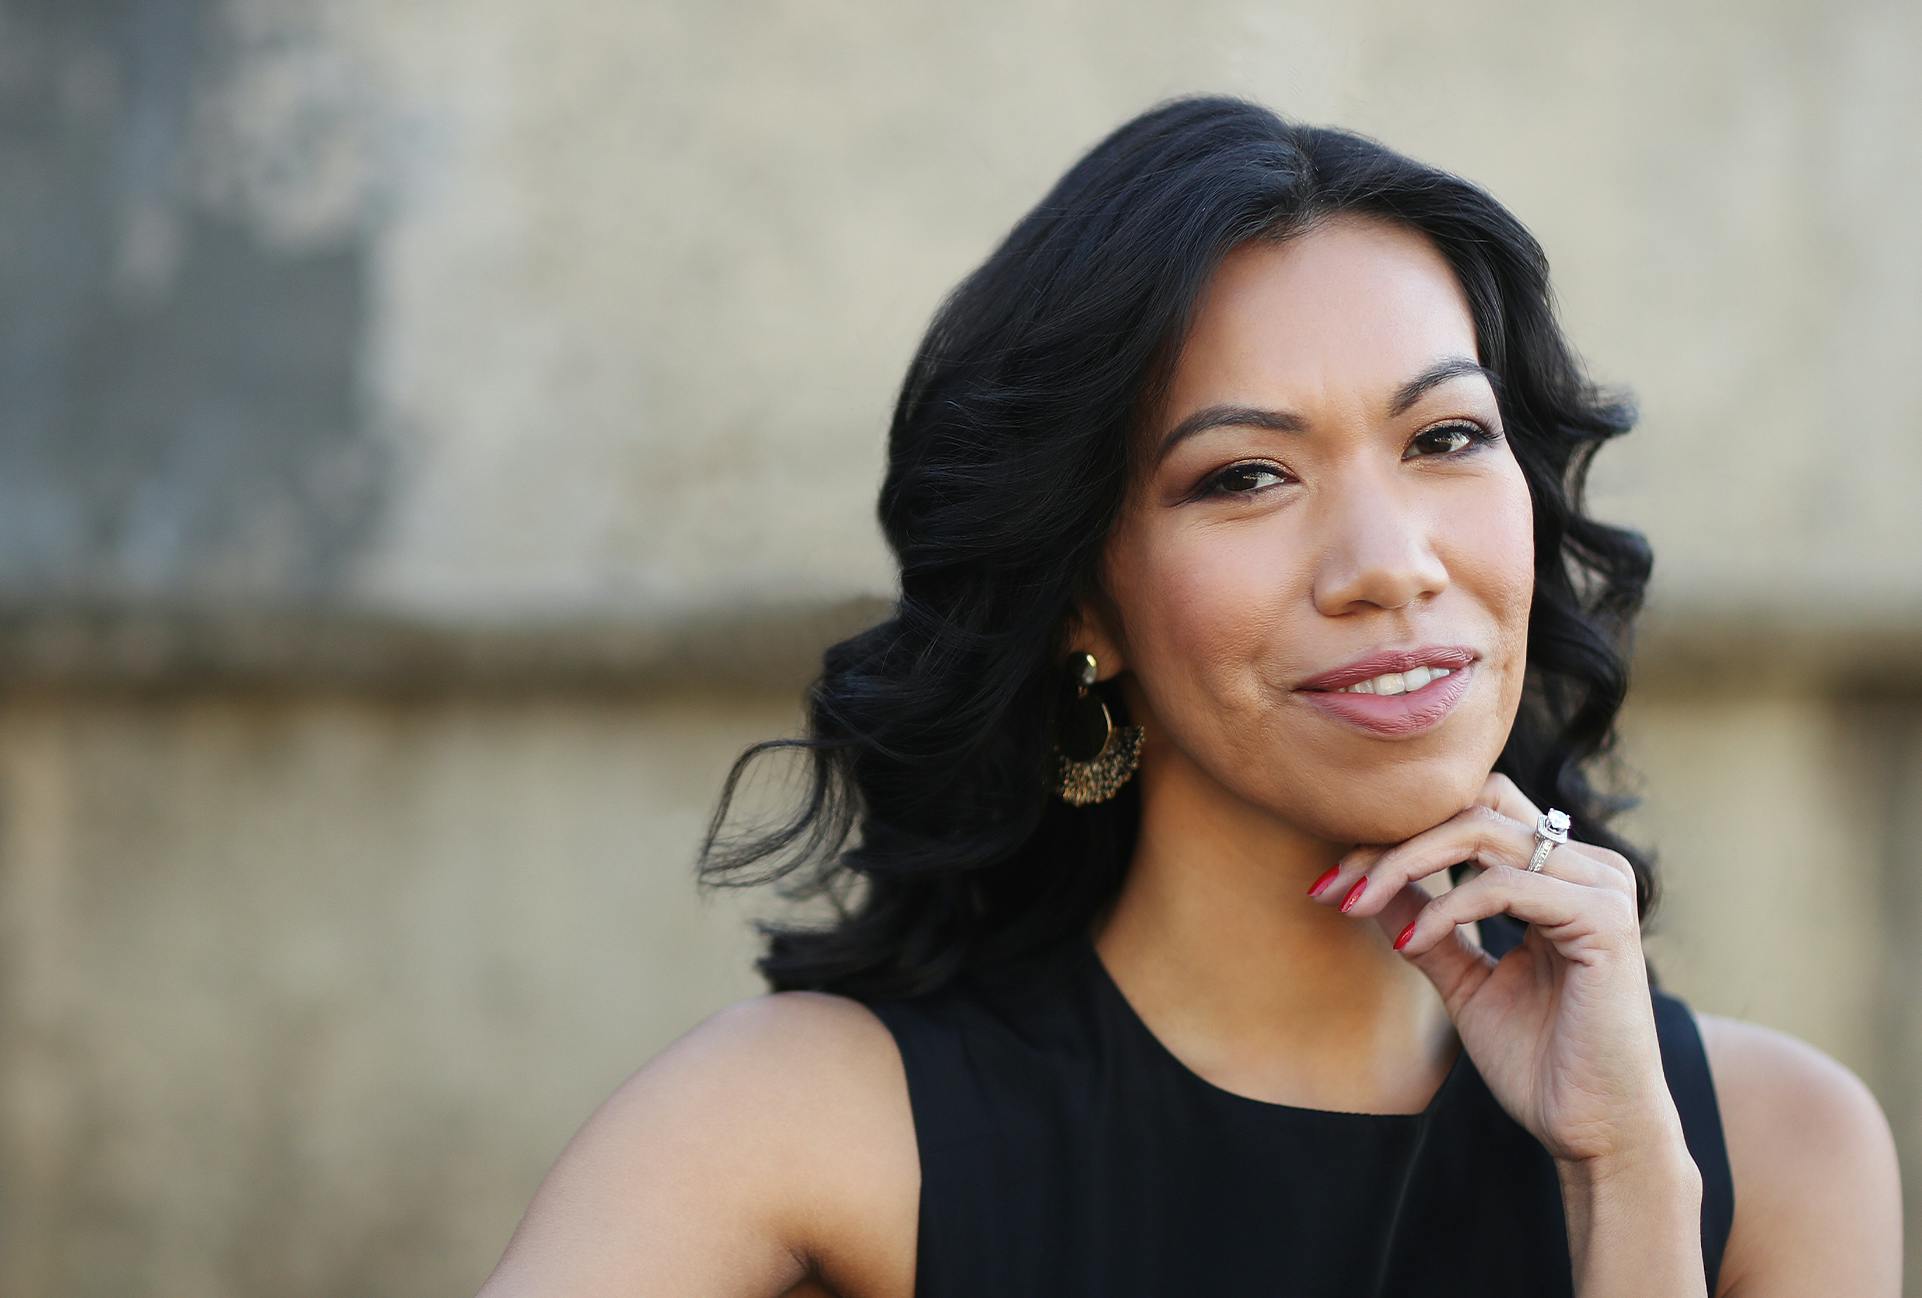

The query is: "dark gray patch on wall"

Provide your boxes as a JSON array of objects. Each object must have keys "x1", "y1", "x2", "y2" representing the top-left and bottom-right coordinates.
[{"x1": 0, "y1": 0, "x2": 392, "y2": 606}]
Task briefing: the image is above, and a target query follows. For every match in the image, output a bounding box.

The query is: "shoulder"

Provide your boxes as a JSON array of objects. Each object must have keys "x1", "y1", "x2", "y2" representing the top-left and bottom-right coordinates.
[
  {"x1": 481, "y1": 990, "x2": 919, "y2": 1298},
  {"x1": 669, "y1": 991, "x2": 923, "y2": 1295},
  {"x1": 686, "y1": 987, "x2": 916, "y2": 1105},
  {"x1": 1694, "y1": 1010, "x2": 1902, "y2": 1297}
]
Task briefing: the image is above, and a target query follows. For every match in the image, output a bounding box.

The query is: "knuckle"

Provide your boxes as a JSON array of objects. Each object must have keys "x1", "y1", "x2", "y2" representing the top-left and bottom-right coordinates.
[
  {"x1": 1608, "y1": 867, "x2": 1640, "y2": 901},
  {"x1": 1485, "y1": 861, "x2": 1524, "y2": 889},
  {"x1": 1465, "y1": 803, "x2": 1510, "y2": 854},
  {"x1": 1578, "y1": 845, "x2": 1637, "y2": 892},
  {"x1": 1482, "y1": 771, "x2": 1523, "y2": 801},
  {"x1": 1466, "y1": 802, "x2": 1509, "y2": 829},
  {"x1": 1604, "y1": 889, "x2": 1640, "y2": 931}
]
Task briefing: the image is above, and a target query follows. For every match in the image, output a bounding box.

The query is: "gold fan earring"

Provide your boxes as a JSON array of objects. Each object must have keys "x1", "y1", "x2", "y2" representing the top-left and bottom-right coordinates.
[{"x1": 1053, "y1": 651, "x2": 1145, "y2": 806}]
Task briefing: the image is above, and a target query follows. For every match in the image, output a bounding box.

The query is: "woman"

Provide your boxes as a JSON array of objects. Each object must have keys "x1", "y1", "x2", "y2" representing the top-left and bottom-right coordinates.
[{"x1": 477, "y1": 95, "x2": 1901, "y2": 1296}]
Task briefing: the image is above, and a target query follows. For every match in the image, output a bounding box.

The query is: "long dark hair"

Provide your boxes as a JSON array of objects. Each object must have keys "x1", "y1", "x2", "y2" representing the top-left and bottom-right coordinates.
[{"x1": 695, "y1": 94, "x2": 1662, "y2": 1000}]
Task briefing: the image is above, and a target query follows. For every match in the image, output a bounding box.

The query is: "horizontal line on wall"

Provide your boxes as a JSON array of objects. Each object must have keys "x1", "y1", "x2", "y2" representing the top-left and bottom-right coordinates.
[{"x1": 0, "y1": 595, "x2": 1917, "y2": 697}]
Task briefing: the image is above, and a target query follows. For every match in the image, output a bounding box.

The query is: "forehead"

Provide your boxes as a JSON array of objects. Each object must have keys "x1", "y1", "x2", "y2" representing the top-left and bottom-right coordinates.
[{"x1": 1161, "y1": 216, "x2": 1480, "y2": 419}]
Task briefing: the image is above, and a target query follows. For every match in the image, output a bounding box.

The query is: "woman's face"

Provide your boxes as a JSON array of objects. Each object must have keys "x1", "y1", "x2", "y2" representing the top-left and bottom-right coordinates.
[{"x1": 1075, "y1": 214, "x2": 1535, "y2": 846}]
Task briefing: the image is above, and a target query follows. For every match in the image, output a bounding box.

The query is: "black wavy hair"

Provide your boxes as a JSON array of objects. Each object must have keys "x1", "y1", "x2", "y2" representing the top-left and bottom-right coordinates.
[{"x1": 696, "y1": 94, "x2": 1662, "y2": 1001}]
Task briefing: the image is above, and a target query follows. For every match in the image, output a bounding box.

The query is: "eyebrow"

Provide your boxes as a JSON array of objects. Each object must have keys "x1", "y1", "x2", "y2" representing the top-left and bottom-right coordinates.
[{"x1": 1152, "y1": 356, "x2": 1502, "y2": 467}]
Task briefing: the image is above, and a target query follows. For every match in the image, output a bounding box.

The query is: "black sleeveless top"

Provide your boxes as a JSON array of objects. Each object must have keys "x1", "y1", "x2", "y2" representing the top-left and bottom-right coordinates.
[{"x1": 860, "y1": 912, "x2": 1735, "y2": 1296}]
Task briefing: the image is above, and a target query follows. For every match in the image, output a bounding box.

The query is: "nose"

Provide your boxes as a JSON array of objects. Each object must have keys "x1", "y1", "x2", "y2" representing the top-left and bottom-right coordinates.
[{"x1": 1309, "y1": 469, "x2": 1450, "y2": 615}]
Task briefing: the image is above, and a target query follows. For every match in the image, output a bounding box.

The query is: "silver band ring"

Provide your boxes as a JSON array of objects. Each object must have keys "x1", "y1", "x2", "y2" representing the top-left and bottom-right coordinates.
[{"x1": 1528, "y1": 807, "x2": 1572, "y2": 874}]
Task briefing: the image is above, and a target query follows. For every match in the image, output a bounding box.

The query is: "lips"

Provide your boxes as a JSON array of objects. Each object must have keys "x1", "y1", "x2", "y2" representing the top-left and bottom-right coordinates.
[
  {"x1": 1295, "y1": 644, "x2": 1479, "y2": 692},
  {"x1": 1298, "y1": 660, "x2": 1476, "y2": 738}
]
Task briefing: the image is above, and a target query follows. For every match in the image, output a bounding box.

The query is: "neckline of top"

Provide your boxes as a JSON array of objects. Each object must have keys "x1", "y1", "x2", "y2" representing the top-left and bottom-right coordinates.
[{"x1": 1073, "y1": 917, "x2": 1497, "y2": 1123}]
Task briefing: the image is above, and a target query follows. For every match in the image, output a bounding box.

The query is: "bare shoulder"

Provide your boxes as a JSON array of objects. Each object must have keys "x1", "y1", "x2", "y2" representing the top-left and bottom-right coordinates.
[
  {"x1": 479, "y1": 990, "x2": 919, "y2": 1298},
  {"x1": 1694, "y1": 1011, "x2": 1902, "y2": 1298},
  {"x1": 694, "y1": 992, "x2": 922, "y2": 1298}
]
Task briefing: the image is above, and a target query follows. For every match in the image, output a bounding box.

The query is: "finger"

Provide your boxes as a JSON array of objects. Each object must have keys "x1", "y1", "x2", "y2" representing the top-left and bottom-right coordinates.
[
  {"x1": 1394, "y1": 863, "x2": 1641, "y2": 969},
  {"x1": 1317, "y1": 772, "x2": 1567, "y2": 907},
  {"x1": 1476, "y1": 773, "x2": 1630, "y2": 882},
  {"x1": 1316, "y1": 775, "x2": 1535, "y2": 897},
  {"x1": 1367, "y1": 874, "x2": 1500, "y2": 998},
  {"x1": 1318, "y1": 803, "x2": 1628, "y2": 921},
  {"x1": 1473, "y1": 771, "x2": 1541, "y2": 826}
]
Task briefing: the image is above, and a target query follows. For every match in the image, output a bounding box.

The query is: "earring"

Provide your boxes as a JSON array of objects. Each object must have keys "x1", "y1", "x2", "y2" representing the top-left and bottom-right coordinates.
[{"x1": 1053, "y1": 650, "x2": 1144, "y2": 806}]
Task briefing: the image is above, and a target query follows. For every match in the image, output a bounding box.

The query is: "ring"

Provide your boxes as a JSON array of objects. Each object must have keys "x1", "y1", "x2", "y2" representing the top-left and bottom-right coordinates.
[{"x1": 1527, "y1": 807, "x2": 1571, "y2": 873}]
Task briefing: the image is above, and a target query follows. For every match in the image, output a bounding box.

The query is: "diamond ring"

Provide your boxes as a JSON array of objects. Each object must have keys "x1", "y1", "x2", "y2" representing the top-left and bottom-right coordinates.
[{"x1": 1527, "y1": 807, "x2": 1571, "y2": 874}]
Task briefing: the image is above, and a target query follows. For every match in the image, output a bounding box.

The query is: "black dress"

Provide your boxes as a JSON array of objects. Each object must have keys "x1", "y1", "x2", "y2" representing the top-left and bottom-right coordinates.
[{"x1": 860, "y1": 911, "x2": 1735, "y2": 1296}]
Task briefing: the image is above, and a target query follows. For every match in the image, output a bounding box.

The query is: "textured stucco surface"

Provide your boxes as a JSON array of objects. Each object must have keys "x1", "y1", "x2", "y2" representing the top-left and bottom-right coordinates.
[
  {"x1": 1, "y1": 0, "x2": 1917, "y2": 1294},
  {"x1": 2, "y1": 0, "x2": 1918, "y2": 627},
  {"x1": 0, "y1": 682, "x2": 1915, "y2": 1296}
]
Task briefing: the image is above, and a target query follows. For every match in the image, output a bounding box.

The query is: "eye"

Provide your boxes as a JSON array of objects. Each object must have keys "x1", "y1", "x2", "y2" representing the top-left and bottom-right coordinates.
[
  {"x1": 1406, "y1": 420, "x2": 1503, "y2": 459},
  {"x1": 1192, "y1": 420, "x2": 1504, "y2": 502},
  {"x1": 1196, "y1": 462, "x2": 1289, "y2": 499}
]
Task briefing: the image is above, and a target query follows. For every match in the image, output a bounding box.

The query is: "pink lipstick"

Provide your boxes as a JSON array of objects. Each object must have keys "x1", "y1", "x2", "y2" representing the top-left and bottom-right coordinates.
[{"x1": 1295, "y1": 646, "x2": 1478, "y2": 739}]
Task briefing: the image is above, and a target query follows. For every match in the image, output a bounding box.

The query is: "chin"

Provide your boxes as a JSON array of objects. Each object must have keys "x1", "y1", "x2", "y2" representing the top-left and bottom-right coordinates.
[
  {"x1": 1294, "y1": 771, "x2": 1491, "y2": 847},
  {"x1": 1334, "y1": 805, "x2": 1463, "y2": 846}
]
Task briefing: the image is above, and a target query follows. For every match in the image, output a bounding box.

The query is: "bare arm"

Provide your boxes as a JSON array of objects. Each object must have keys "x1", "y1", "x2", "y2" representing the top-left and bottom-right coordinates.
[
  {"x1": 474, "y1": 991, "x2": 915, "y2": 1298},
  {"x1": 1556, "y1": 1126, "x2": 1706, "y2": 1296},
  {"x1": 1701, "y1": 1014, "x2": 1903, "y2": 1298}
]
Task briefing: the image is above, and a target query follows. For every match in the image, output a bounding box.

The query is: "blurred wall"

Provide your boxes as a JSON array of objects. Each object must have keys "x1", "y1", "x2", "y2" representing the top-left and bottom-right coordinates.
[{"x1": 0, "y1": 1, "x2": 1917, "y2": 1294}]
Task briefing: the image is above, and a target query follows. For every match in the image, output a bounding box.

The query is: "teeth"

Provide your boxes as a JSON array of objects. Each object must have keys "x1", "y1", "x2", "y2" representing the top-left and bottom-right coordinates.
[{"x1": 1336, "y1": 665, "x2": 1451, "y2": 695}]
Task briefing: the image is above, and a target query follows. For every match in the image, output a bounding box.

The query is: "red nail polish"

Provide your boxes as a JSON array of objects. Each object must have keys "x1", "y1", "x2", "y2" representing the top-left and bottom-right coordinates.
[
  {"x1": 1308, "y1": 866, "x2": 1339, "y2": 897},
  {"x1": 1340, "y1": 875, "x2": 1368, "y2": 912},
  {"x1": 1394, "y1": 920, "x2": 1417, "y2": 951}
]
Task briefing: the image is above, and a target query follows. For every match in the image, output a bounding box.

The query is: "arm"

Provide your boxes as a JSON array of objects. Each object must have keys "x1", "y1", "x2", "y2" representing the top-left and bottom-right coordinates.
[
  {"x1": 1699, "y1": 1014, "x2": 1903, "y2": 1298},
  {"x1": 1556, "y1": 1122, "x2": 1706, "y2": 1297},
  {"x1": 474, "y1": 991, "x2": 915, "y2": 1298}
]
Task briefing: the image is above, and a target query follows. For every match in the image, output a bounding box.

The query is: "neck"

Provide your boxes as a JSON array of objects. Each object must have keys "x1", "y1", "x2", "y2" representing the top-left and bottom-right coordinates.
[{"x1": 1087, "y1": 746, "x2": 1473, "y2": 1112}]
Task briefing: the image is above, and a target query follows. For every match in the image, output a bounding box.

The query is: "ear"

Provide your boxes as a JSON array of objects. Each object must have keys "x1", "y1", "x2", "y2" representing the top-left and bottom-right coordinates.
[{"x1": 1061, "y1": 592, "x2": 1128, "y2": 682}]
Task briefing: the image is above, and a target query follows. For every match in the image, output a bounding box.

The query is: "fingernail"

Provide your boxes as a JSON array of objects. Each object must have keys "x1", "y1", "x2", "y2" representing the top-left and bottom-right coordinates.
[
  {"x1": 1340, "y1": 875, "x2": 1368, "y2": 912},
  {"x1": 1308, "y1": 866, "x2": 1339, "y2": 897},
  {"x1": 1394, "y1": 920, "x2": 1416, "y2": 951}
]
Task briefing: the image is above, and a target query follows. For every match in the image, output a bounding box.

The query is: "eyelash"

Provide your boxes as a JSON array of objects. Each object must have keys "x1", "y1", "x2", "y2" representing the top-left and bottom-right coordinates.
[{"x1": 1194, "y1": 421, "x2": 1505, "y2": 500}]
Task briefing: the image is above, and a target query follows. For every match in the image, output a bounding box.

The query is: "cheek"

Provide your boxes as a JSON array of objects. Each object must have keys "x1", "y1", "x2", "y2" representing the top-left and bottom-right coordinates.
[
  {"x1": 1471, "y1": 462, "x2": 1536, "y2": 610},
  {"x1": 1135, "y1": 530, "x2": 1289, "y2": 679},
  {"x1": 1468, "y1": 469, "x2": 1537, "y2": 732},
  {"x1": 1501, "y1": 477, "x2": 1536, "y2": 604}
]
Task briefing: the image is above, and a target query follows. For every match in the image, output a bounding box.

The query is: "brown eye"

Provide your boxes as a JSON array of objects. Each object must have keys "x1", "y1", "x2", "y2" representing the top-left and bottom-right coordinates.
[
  {"x1": 1199, "y1": 463, "x2": 1288, "y2": 498},
  {"x1": 1407, "y1": 421, "x2": 1501, "y2": 459}
]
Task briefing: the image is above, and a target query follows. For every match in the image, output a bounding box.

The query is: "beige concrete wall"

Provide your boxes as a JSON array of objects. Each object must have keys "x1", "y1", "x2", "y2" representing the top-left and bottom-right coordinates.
[
  {"x1": 0, "y1": 679, "x2": 1915, "y2": 1295},
  {"x1": 0, "y1": 685, "x2": 788, "y2": 1294},
  {"x1": 2, "y1": 0, "x2": 1917, "y2": 1294}
]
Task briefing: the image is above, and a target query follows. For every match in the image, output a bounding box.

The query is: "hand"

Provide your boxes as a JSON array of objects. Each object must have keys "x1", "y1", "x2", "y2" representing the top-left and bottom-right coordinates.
[{"x1": 1308, "y1": 772, "x2": 1682, "y2": 1168}]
